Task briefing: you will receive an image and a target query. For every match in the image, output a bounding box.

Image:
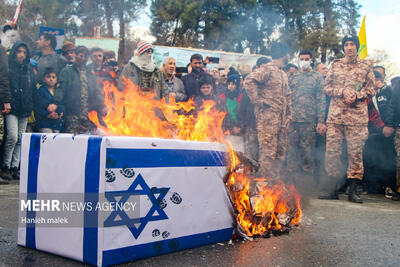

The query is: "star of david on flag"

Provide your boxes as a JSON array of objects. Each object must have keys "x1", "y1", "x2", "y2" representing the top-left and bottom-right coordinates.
[{"x1": 104, "y1": 173, "x2": 170, "y2": 239}]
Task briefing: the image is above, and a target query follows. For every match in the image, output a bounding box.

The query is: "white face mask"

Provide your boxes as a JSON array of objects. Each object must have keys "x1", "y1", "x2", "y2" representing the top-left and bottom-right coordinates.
[{"x1": 299, "y1": 60, "x2": 311, "y2": 71}]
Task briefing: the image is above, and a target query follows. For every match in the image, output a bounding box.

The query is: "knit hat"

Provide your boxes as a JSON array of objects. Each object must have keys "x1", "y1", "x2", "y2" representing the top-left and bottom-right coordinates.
[
  {"x1": 135, "y1": 41, "x2": 153, "y2": 56},
  {"x1": 342, "y1": 35, "x2": 360, "y2": 52},
  {"x1": 227, "y1": 74, "x2": 241, "y2": 88},
  {"x1": 61, "y1": 41, "x2": 76, "y2": 54}
]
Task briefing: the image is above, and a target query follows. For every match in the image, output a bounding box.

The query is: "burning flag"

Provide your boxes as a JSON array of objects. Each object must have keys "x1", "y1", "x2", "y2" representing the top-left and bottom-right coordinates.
[{"x1": 89, "y1": 78, "x2": 302, "y2": 238}]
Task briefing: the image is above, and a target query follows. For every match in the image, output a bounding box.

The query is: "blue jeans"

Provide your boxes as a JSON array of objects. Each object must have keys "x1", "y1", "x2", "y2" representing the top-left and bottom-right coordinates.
[{"x1": 3, "y1": 114, "x2": 28, "y2": 169}]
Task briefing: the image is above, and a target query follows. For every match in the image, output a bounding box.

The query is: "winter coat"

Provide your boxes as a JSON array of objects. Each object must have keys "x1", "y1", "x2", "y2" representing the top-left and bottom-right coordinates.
[
  {"x1": 181, "y1": 71, "x2": 205, "y2": 100},
  {"x1": 118, "y1": 62, "x2": 167, "y2": 100},
  {"x1": 163, "y1": 74, "x2": 187, "y2": 102},
  {"x1": 54, "y1": 64, "x2": 104, "y2": 116},
  {"x1": 0, "y1": 46, "x2": 11, "y2": 104},
  {"x1": 8, "y1": 41, "x2": 34, "y2": 118},
  {"x1": 34, "y1": 84, "x2": 63, "y2": 130}
]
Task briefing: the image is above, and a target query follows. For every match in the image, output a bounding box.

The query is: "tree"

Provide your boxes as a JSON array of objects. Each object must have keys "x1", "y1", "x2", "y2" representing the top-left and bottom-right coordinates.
[
  {"x1": 150, "y1": 0, "x2": 361, "y2": 62},
  {"x1": 368, "y1": 49, "x2": 400, "y2": 81}
]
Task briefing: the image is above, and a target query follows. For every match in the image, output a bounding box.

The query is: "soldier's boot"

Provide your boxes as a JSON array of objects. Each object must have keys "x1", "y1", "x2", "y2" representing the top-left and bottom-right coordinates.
[
  {"x1": 318, "y1": 176, "x2": 339, "y2": 200},
  {"x1": 348, "y1": 179, "x2": 363, "y2": 203}
]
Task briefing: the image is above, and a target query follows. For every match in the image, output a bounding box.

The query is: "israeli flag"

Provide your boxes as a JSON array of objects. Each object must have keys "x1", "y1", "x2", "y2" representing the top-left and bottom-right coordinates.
[{"x1": 18, "y1": 134, "x2": 234, "y2": 266}]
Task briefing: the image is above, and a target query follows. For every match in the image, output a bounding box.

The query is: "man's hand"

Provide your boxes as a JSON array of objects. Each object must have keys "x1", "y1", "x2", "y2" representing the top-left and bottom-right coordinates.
[
  {"x1": 316, "y1": 123, "x2": 327, "y2": 136},
  {"x1": 47, "y1": 104, "x2": 58, "y2": 113},
  {"x1": 343, "y1": 89, "x2": 356, "y2": 104},
  {"x1": 47, "y1": 112, "x2": 59, "y2": 119},
  {"x1": 2, "y1": 103, "x2": 11, "y2": 114},
  {"x1": 383, "y1": 126, "x2": 395, "y2": 137},
  {"x1": 232, "y1": 126, "x2": 242, "y2": 135}
]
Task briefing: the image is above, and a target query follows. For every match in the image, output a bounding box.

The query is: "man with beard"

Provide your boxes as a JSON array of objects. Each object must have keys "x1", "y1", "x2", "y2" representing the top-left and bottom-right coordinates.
[
  {"x1": 286, "y1": 50, "x2": 326, "y2": 182},
  {"x1": 244, "y1": 42, "x2": 291, "y2": 180},
  {"x1": 181, "y1": 53, "x2": 205, "y2": 100},
  {"x1": 162, "y1": 57, "x2": 186, "y2": 102},
  {"x1": 118, "y1": 41, "x2": 167, "y2": 100},
  {"x1": 321, "y1": 36, "x2": 375, "y2": 203},
  {"x1": 61, "y1": 41, "x2": 76, "y2": 65},
  {"x1": 54, "y1": 46, "x2": 105, "y2": 134},
  {"x1": 34, "y1": 33, "x2": 67, "y2": 83}
]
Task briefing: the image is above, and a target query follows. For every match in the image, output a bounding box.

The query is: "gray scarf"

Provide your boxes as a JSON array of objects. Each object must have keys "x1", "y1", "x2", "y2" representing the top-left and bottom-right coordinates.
[{"x1": 130, "y1": 54, "x2": 156, "y2": 72}]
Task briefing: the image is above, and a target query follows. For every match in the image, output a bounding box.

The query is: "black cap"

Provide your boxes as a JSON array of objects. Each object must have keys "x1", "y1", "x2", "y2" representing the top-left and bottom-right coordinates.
[{"x1": 342, "y1": 35, "x2": 360, "y2": 52}]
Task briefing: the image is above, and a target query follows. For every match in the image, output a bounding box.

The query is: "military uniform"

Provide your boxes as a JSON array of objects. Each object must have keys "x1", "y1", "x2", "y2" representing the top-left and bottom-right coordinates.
[
  {"x1": 244, "y1": 62, "x2": 291, "y2": 179},
  {"x1": 324, "y1": 57, "x2": 375, "y2": 180},
  {"x1": 286, "y1": 71, "x2": 325, "y2": 174}
]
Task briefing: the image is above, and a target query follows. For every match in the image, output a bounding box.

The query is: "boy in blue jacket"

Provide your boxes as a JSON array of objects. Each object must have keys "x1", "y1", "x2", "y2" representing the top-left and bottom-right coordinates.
[{"x1": 34, "y1": 67, "x2": 63, "y2": 133}]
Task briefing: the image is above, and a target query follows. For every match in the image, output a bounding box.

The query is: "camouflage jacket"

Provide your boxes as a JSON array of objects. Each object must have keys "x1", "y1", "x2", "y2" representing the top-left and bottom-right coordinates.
[
  {"x1": 324, "y1": 57, "x2": 375, "y2": 125},
  {"x1": 289, "y1": 71, "x2": 325, "y2": 123},
  {"x1": 244, "y1": 61, "x2": 291, "y2": 126}
]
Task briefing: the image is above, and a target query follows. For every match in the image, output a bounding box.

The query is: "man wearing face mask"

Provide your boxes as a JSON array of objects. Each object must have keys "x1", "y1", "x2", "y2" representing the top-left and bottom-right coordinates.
[
  {"x1": 244, "y1": 42, "x2": 292, "y2": 180},
  {"x1": 286, "y1": 50, "x2": 326, "y2": 184},
  {"x1": 118, "y1": 41, "x2": 167, "y2": 100}
]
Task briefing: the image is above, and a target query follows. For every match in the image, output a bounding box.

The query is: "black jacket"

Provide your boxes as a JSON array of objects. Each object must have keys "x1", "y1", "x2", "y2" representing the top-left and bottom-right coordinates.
[
  {"x1": 34, "y1": 84, "x2": 63, "y2": 130},
  {"x1": 181, "y1": 71, "x2": 205, "y2": 100},
  {"x1": 8, "y1": 41, "x2": 34, "y2": 118},
  {"x1": 389, "y1": 83, "x2": 400, "y2": 127},
  {"x1": 55, "y1": 64, "x2": 104, "y2": 116},
  {"x1": 0, "y1": 46, "x2": 11, "y2": 104},
  {"x1": 375, "y1": 85, "x2": 393, "y2": 125}
]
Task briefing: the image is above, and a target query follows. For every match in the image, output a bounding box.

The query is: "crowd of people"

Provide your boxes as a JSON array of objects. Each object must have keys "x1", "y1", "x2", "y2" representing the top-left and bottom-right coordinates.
[{"x1": 0, "y1": 22, "x2": 399, "y2": 203}]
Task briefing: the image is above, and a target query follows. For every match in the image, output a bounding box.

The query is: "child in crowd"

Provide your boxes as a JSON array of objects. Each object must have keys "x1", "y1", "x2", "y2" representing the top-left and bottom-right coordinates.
[
  {"x1": 194, "y1": 73, "x2": 223, "y2": 109},
  {"x1": 218, "y1": 74, "x2": 259, "y2": 161},
  {"x1": 33, "y1": 67, "x2": 63, "y2": 133},
  {"x1": 0, "y1": 41, "x2": 34, "y2": 181}
]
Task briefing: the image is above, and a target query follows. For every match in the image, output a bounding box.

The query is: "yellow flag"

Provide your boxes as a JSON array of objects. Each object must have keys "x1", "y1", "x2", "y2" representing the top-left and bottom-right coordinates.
[{"x1": 358, "y1": 16, "x2": 367, "y2": 59}]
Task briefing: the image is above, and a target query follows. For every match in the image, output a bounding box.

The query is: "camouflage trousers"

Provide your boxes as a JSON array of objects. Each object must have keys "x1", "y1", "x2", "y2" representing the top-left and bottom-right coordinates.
[
  {"x1": 0, "y1": 113, "x2": 4, "y2": 146},
  {"x1": 255, "y1": 110, "x2": 287, "y2": 180},
  {"x1": 286, "y1": 122, "x2": 316, "y2": 174},
  {"x1": 325, "y1": 123, "x2": 368, "y2": 179},
  {"x1": 394, "y1": 127, "x2": 400, "y2": 192},
  {"x1": 244, "y1": 126, "x2": 259, "y2": 161}
]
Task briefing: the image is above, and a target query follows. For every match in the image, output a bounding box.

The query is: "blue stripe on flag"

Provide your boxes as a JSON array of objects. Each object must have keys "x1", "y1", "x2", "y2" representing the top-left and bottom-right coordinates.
[
  {"x1": 83, "y1": 137, "x2": 102, "y2": 266},
  {"x1": 102, "y1": 227, "x2": 233, "y2": 266},
  {"x1": 26, "y1": 134, "x2": 41, "y2": 249},
  {"x1": 106, "y1": 148, "x2": 227, "y2": 168}
]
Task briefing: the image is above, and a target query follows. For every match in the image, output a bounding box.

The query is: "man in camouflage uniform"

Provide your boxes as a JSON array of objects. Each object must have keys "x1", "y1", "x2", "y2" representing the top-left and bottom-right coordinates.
[
  {"x1": 286, "y1": 50, "x2": 326, "y2": 179},
  {"x1": 321, "y1": 36, "x2": 375, "y2": 203},
  {"x1": 244, "y1": 42, "x2": 291, "y2": 180}
]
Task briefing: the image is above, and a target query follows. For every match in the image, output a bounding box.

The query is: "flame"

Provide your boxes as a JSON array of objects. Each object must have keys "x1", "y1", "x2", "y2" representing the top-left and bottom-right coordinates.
[
  {"x1": 89, "y1": 78, "x2": 226, "y2": 142},
  {"x1": 89, "y1": 77, "x2": 302, "y2": 237},
  {"x1": 226, "y1": 143, "x2": 302, "y2": 237}
]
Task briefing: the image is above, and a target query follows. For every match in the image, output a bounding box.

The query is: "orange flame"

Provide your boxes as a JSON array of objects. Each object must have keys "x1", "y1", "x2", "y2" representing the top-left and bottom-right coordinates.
[
  {"x1": 89, "y1": 78, "x2": 302, "y2": 237},
  {"x1": 226, "y1": 143, "x2": 302, "y2": 237},
  {"x1": 89, "y1": 78, "x2": 226, "y2": 142}
]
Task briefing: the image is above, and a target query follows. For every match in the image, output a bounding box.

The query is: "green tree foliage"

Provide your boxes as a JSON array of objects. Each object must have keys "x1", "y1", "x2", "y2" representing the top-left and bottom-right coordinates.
[{"x1": 150, "y1": 0, "x2": 360, "y2": 61}]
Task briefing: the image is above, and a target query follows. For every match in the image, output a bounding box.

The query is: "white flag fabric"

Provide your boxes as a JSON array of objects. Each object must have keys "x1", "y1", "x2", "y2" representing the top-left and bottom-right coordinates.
[{"x1": 18, "y1": 134, "x2": 234, "y2": 266}]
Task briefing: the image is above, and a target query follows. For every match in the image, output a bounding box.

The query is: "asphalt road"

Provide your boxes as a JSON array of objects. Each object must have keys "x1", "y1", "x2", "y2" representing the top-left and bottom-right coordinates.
[{"x1": 0, "y1": 181, "x2": 399, "y2": 266}]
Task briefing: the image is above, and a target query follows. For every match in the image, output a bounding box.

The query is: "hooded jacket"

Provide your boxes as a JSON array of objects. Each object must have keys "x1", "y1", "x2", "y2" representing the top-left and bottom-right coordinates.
[{"x1": 8, "y1": 41, "x2": 34, "y2": 117}]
